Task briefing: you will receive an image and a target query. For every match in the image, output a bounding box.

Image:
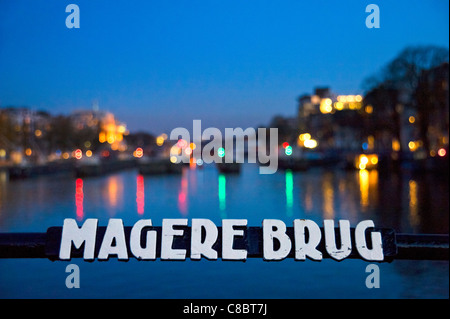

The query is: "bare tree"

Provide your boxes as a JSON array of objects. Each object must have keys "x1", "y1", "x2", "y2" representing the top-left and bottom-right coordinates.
[
  {"x1": 362, "y1": 45, "x2": 449, "y2": 155},
  {"x1": 363, "y1": 45, "x2": 449, "y2": 94}
]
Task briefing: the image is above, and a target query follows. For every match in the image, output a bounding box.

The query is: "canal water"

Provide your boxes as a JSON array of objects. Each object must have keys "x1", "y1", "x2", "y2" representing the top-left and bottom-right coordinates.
[{"x1": 0, "y1": 164, "x2": 448, "y2": 298}]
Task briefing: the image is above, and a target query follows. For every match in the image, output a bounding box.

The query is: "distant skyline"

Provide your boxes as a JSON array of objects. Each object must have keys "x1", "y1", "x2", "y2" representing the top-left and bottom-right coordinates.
[{"x1": 0, "y1": 0, "x2": 448, "y2": 135}]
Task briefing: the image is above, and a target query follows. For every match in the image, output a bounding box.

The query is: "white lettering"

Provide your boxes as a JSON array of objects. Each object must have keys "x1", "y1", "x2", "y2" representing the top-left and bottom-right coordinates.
[
  {"x1": 161, "y1": 219, "x2": 188, "y2": 260},
  {"x1": 263, "y1": 219, "x2": 291, "y2": 260},
  {"x1": 222, "y1": 219, "x2": 247, "y2": 260},
  {"x1": 59, "y1": 218, "x2": 97, "y2": 260}
]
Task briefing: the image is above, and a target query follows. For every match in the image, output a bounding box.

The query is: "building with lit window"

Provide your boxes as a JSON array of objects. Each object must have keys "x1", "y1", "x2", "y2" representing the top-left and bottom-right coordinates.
[
  {"x1": 297, "y1": 87, "x2": 366, "y2": 153},
  {"x1": 70, "y1": 109, "x2": 128, "y2": 153},
  {"x1": 415, "y1": 62, "x2": 449, "y2": 158}
]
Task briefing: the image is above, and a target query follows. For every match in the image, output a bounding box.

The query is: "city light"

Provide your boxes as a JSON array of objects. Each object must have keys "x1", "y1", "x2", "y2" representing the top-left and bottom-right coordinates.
[
  {"x1": 170, "y1": 156, "x2": 178, "y2": 163},
  {"x1": 320, "y1": 98, "x2": 333, "y2": 114},
  {"x1": 96, "y1": 117, "x2": 127, "y2": 151},
  {"x1": 356, "y1": 154, "x2": 378, "y2": 170},
  {"x1": 311, "y1": 95, "x2": 321, "y2": 104},
  {"x1": 218, "y1": 147, "x2": 225, "y2": 158},
  {"x1": 99, "y1": 132, "x2": 106, "y2": 143},
  {"x1": 392, "y1": 139, "x2": 401, "y2": 152},
  {"x1": 408, "y1": 141, "x2": 418, "y2": 152},
  {"x1": 370, "y1": 156, "x2": 378, "y2": 165},
  {"x1": 171, "y1": 145, "x2": 181, "y2": 156},
  {"x1": 360, "y1": 155, "x2": 369, "y2": 165},
  {"x1": 334, "y1": 102, "x2": 344, "y2": 110},
  {"x1": 118, "y1": 125, "x2": 126, "y2": 134},
  {"x1": 156, "y1": 133, "x2": 168, "y2": 146},
  {"x1": 299, "y1": 133, "x2": 311, "y2": 141},
  {"x1": 285, "y1": 145, "x2": 293, "y2": 156},
  {"x1": 133, "y1": 147, "x2": 143, "y2": 158},
  {"x1": 304, "y1": 139, "x2": 318, "y2": 149},
  {"x1": 335, "y1": 95, "x2": 363, "y2": 110},
  {"x1": 359, "y1": 155, "x2": 369, "y2": 169},
  {"x1": 101, "y1": 150, "x2": 110, "y2": 158},
  {"x1": 177, "y1": 139, "x2": 188, "y2": 149},
  {"x1": 85, "y1": 150, "x2": 93, "y2": 158},
  {"x1": 185, "y1": 147, "x2": 193, "y2": 156},
  {"x1": 74, "y1": 149, "x2": 82, "y2": 160},
  {"x1": 156, "y1": 136, "x2": 164, "y2": 146},
  {"x1": 438, "y1": 148, "x2": 446, "y2": 157},
  {"x1": 409, "y1": 116, "x2": 416, "y2": 124}
]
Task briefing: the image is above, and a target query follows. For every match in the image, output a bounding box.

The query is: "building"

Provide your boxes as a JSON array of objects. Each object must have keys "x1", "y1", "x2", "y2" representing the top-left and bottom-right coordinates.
[
  {"x1": 0, "y1": 107, "x2": 52, "y2": 163},
  {"x1": 69, "y1": 109, "x2": 129, "y2": 153},
  {"x1": 297, "y1": 87, "x2": 366, "y2": 153},
  {"x1": 415, "y1": 62, "x2": 449, "y2": 157}
]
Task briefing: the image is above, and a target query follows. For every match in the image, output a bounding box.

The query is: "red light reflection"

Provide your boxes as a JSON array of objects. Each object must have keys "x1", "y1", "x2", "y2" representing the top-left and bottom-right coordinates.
[
  {"x1": 177, "y1": 169, "x2": 188, "y2": 215},
  {"x1": 136, "y1": 174, "x2": 145, "y2": 215},
  {"x1": 75, "y1": 178, "x2": 84, "y2": 221}
]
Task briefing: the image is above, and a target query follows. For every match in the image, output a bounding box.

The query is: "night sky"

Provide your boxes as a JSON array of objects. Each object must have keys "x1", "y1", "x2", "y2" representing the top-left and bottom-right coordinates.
[{"x1": 0, "y1": 0, "x2": 448, "y2": 134}]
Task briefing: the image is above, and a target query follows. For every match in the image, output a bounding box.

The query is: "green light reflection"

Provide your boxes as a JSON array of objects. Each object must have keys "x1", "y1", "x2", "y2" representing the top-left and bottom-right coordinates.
[
  {"x1": 218, "y1": 173, "x2": 226, "y2": 218},
  {"x1": 286, "y1": 169, "x2": 293, "y2": 216}
]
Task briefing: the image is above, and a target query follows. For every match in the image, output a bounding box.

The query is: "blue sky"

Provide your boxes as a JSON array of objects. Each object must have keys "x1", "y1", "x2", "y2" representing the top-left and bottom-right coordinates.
[{"x1": 0, "y1": 0, "x2": 448, "y2": 134}]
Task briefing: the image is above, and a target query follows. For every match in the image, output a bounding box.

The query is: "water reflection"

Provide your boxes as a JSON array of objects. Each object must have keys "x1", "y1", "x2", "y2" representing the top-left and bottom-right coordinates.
[
  {"x1": 178, "y1": 168, "x2": 188, "y2": 215},
  {"x1": 409, "y1": 180, "x2": 419, "y2": 227},
  {"x1": 285, "y1": 170, "x2": 293, "y2": 216},
  {"x1": 359, "y1": 169, "x2": 380, "y2": 212},
  {"x1": 304, "y1": 183, "x2": 313, "y2": 214},
  {"x1": 322, "y1": 173, "x2": 334, "y2": 219},
  {"x1": 0, "y1": 165, "x2": 447, "y2": 236},
  {"x1": 218, "y1": 174, "x2": 226, "y2": 217},
  {"x1": 103, "y1": 175, "x2": 124, "y2": 216},
  {"x1": 0, "y1": 171, "x2": 7, "y2": 214},
  {"x1": 75, "y1": 178, "x2": 84, "y2": 221},
  {"x1": 359, "y1": 169, "x2": 369, "y2": 209},
  {"x1": 136, "y1": 174, "x2": 145, "y2": 216},
  {"x1": 64, "y1": 167, "x2": 447, "y2": 234},
  {"x1": 188, "y1": 165, "x2": 198, "y2": 196},
  {"x1": 0, "y1": 165, "x2": 447, "y2": 298}
]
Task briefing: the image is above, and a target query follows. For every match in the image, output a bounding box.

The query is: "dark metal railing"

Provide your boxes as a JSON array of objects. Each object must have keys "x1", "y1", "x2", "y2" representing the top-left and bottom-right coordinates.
[{"x1": 0, "y1": 226, "x2": 448, "y2": 261}]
